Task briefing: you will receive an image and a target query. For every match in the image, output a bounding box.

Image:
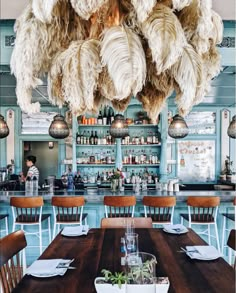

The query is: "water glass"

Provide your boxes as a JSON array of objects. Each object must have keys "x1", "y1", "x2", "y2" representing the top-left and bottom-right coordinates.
[{"x1": 125, "y1": 233, "x2": 139, "y2": 255}]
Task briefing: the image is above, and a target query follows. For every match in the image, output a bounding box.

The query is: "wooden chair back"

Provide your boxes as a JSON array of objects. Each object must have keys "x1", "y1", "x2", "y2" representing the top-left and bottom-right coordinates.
[
  {"x1": 0, "y1": 230, "x2": 27, "y2": 293},
  {"x1": 104, "y1": 196, "x2": 136, "y2": 218},
  {"x1": 187, "y1": 196, "x2": 220, "y2": 222},
  {"x1": 10, "y1": 197, "x2": 44, "y2": 223},
  {"x1": 100, "y1": 217, "x2": 152, "y2": 228},
  {"x1": 52, "y1": 196, "x2": 85, "y2": 222},
  {"x1": 227, "y1": 229, "x2": 236, "y2": 270},
  {"x1": 142, "y1": 196, "x2": 176, "y2": 223}
]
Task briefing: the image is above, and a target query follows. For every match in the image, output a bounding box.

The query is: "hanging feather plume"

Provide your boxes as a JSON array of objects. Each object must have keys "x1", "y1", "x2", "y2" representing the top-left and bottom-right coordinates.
[
  {"x1": 211, "y1": 10, "x2": 223, "y2": 45},
  {"x1": 137, "y1": 82, "x2": 168, "y2": 123},
  {"x1": 32, "y1": 0, "x2": 59, "y2": 23},
  {"x1": 172, "y1": 0, "x2": 192, "y2": 11},
  {"x1": 131, "y1": 0, "x2": 156, "y2": 23},
  {"x1": 70, "y1": 0, "x2": 109, "y2": 20},
  {"x1": 98, "y1": 68, "x2": 116, "y2": 101},
  {"x1": 54, "y1": 40, "x2": 102, "y2": 113},
  {"x1": 177, "y1": 0, "x2": 200, "y2": 41},
  {"x1": 112, "y1": 96, "x2": 132, "y2": 112},
  {"x1": 101, "y1": 25, "x2": 146, "y2": 100},
  {"x1": 157, "y1": 0, "x2": 172, "y2": 8},
  {"x1": 142, "y1": 4, "x2": 187, "y2": 74},
  {"x1": 171, "y1": 44, "x2": 203, "y2": 116},
  {"x1": 11, "y1": 1, "x2": 89, "y2": 114}
]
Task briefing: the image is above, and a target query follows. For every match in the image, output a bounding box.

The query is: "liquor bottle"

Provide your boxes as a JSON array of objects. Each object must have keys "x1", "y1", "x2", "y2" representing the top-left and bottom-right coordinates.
[
  {"x1": 89, "y1": 131, "x2": 94, "y2": 145},
  {"x1": 107, "y1": 107, "x2": 111, "y2": 125},
  {"x1": 102, "y1": 107, "x2": 107, "y2": 125},
  {"x1": 83, "y1": 131, "x2": 87, "y2": 145},
  {"x1": 97, "y1": 172, "x2": 101, "y2": 185},
  {"x1": 94, "y1": 131, "x2": 98, "y2": 145},
  {"x1": 97, "y1": 110, "x2": 103, "y2": 125},
  {"x1": 111, "y1": 108, "x2": 115, "y2": 123},
  {"x1": 86, "y1": 131, "x2": 90, "y2": 145},
  {"x1": 76, "y1": 129, "x2": 81, "y2": 145}
]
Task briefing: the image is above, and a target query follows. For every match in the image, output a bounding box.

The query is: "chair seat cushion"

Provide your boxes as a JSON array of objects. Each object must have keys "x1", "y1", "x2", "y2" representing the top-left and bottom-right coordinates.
[
  {"x1": 56, "y1": 213, "x2": 87, "y2": 223},
  {"x1": 140, "y1": 213, "x2": 171, "y2": 223},
  {"x1": 180, "y1": 213, "x2": 215, "y2": 223},
  {"x1": 222, "y1": 213, "x2": 235, "y2": 222},
  {"x1": 15, "y1": 213, "x2": 51, "y2": 223}
]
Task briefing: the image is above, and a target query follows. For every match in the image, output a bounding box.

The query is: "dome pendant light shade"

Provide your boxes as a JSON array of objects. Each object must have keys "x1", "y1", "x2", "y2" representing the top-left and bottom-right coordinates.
[
  {"x1": 168, "y1": 114, "x2": 189, "y2": 139},
  {"x1": 48, "y1": 114, "x2": 69, "y2": 139},
  {"x1": 0, "y1": 114, "x2": 10, "y2": 139},
  {"x1": 227, "y1": 115, "x2": 236, "y2": 139},
  {"x1": 110, "y1": 114, "x2": 129, "y2": 138}
]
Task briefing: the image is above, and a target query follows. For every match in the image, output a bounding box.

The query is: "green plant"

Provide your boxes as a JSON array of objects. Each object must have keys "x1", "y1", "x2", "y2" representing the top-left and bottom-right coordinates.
[
  {"x1": 101, "y1": 269, "x2": 128, "y2": 289},
  {"x1": 128, "y1": 258, "x2": 157, "y2": 284}
]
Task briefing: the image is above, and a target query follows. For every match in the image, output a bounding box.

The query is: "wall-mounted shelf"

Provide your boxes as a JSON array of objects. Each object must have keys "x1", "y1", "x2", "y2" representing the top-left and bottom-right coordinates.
[{"x1": 76, "y1": 144, "x2": 161, "y2": 147}]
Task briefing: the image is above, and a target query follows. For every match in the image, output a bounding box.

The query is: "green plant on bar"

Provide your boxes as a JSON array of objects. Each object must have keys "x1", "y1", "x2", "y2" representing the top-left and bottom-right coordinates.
[{"x1": 101, "y1": 269, "x2": 128, "y2": 289}]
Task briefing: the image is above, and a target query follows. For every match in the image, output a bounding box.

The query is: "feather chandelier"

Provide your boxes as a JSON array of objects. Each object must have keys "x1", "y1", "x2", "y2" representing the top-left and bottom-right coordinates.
[{"x1": 11, "y1": 0, "x2": 223, "y2": 121}]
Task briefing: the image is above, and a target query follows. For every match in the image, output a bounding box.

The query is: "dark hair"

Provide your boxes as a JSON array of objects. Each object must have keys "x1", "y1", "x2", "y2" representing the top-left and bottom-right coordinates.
[{"x1": 26, "y1": 155, "x2": 37, "y2": 164}]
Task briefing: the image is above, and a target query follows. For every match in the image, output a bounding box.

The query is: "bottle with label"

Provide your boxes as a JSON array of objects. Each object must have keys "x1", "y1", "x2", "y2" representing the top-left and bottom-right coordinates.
[
  {"x1": 97, "y1": 172, "x2": 101, "y2": 185},
  {"x1": 76, "y1": 128, "x2": 81, "y2": 145},
  {"x1": 97, "y1": 110, "x2": 103, "y2": 125},
  {"x1": 111, "y1": 108, "x2": 115, "y2": 123},
  {"x1": 89, "y1": 131, "x2": 94, "y2": 145},
  {"x1": 94, "y1": 131, "x2": 98, "y2": 145},
  {"x1": 102, "y1": 107, "x2": 107, "y2": 125},
  {"x1": 25, "y1": 176, "x2": 32, "y2": 196}
]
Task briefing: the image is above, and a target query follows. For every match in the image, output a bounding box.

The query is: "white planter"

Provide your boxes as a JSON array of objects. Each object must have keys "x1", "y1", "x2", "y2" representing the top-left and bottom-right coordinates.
[
  {"x1": 127, "y1": 284, "x2": 156, "y2": 293},
  {"x1": 155, "y1": 282, "x2": 170, "y2": 293},
  {"x1": 94, "y1": 277, "x2": 126, "y2": 293}
]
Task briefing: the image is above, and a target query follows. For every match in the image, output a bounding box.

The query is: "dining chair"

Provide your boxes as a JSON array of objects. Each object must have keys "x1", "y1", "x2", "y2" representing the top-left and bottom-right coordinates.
[
  {"x1": 0, "y1": 214, "x2": 9, "y2": 236},
  {"x1": 142, "y1": 196, "x2": 176, "y2": 226},
  {"x1": 103, "y1": 196, "x2": 136, "y2": 218},
  {"x1": 221, "y1": 197, "x2": 235, "y2": 257},
  {"x1": 10, "y1": 196, "x2": 51, "y2": 254},
  {"x1": 227, "y1": 229, "x2": 236, "y2": 269},
  {"x1": 180, "y1": 196, "x2": 220, "y2": 250},
  {"x1": 0, "y1": 230, "x2": 27, "y2": 293},
  {"x1": 52, "y1": 196, "x2": 87, "y2": 238},
  {"x1": 100, "y1": 217, "x2": 153, "y2": 228}
]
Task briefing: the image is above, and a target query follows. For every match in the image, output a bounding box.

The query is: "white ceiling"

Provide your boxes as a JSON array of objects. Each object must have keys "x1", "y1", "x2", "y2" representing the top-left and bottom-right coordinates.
[{"x1": 0, "y1": 0, "x2": 236, "y2": 20}]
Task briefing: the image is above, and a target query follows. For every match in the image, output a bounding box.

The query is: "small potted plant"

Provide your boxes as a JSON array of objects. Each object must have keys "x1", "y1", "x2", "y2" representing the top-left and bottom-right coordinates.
[{"x1": 94, "y1": 269, "x2": 127, "y2": 293}]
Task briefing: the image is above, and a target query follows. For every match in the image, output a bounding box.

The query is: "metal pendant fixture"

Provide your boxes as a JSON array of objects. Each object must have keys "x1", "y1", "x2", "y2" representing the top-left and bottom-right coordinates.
[
  {"x1": 0, "y1": 114, "x2": 10, "y2": 139},
  {"x1": 110, "y1": 114, "x2": 129, "y2": 138},
  {"x1": 168, "y1": 114, "x2": 189, "y2": 139},
  {"x1": 48, "y1": 114, "x2": 69, "y2": 139},
  {"x1": 227, "y1": 115, "x2": 236, "y2": 139}
]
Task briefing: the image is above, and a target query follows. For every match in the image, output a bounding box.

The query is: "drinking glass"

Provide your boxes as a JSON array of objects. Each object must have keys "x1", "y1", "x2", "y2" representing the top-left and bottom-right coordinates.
[{"x1": 125, "y1": 233, "x2": 139, "y2": 255}]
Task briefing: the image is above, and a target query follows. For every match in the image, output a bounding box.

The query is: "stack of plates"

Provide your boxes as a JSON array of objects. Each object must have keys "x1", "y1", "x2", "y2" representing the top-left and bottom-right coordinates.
[
  {"x1": 61, "y1": 225, "x2": 89, "y2": 237},
  {"x1": 163, "y1": 224, "x2": 188, "y2": 234},
  {"x1": 185, "y1": 246, "x2": 222, "y2": 260}
]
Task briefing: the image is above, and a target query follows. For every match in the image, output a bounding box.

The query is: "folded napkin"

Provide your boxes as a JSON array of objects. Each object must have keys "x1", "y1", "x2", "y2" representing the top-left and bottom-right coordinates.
[
  {"x1": 26, "y1": 259, "x2": 72, "y2": 277},
  {"x1": 163, "y1": 224, "x2": 188, "y2": 233},
  {"x1": 185, "y1": 246, "x2": 221, "y2": 259},
  {"x1": 61, "y1": 225, "x2": 89, "y2": 236}
]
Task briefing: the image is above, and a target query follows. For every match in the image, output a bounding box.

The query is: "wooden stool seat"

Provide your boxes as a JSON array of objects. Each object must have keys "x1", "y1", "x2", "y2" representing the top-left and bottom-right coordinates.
[
  {"x1": 52, "y1": 196, "x2": 87, "y2": 238},
  {"x1": 10, "y1": 196, "x2": 51, "y2": 255},
  {"x1": 104, "y1": 196, "x2": 136, "y2": 218},
  {"x1": 101, "y1": 217, "x2": 152, "y2": 228},
  {"x1": 0, "y1": 230, "x2": 27, "y2": 292},
  {"x1": 180, "y1": 196, "x2": 220, "y2": 251},
  {"x1": 0, "y1": 214, "x2": 9, "y2": 236},
  {"x1": 142, "y1": 196, "x2": 176, "y2": 226}
]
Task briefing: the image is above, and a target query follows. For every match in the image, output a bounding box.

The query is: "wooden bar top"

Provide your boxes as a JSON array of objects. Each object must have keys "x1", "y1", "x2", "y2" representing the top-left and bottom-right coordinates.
[{"x1": 13, "y1": 228, "x2": 235, "y2": 293}]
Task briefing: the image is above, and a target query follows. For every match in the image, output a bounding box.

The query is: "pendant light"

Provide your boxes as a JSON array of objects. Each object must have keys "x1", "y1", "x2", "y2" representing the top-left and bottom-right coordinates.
[
  {"x1": 48, "y1": 114, "x2": 69, "y2": 139},
  {"x1": 0, "y1": 114, "x2": 10, "y2": 139},
  {"x1": 110, "y1": 114, "x2": 129, "y2": 138},
  {"x1": 227, "y1": 115, "x2": 236, "y2": 139},
  {"x1": 168, "y1": 114, "x2": 189, "y2": 139}
]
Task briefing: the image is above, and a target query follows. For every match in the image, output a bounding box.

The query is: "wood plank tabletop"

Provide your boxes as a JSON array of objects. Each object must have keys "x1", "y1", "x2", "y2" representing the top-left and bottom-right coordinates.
[{"x1": 13, "y1": 228, "x2": 235, "y2": 293}]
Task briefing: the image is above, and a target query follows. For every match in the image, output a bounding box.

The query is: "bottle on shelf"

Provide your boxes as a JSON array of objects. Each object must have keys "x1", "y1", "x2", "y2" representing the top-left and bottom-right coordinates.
[
  {"x1": 89, "y1": 131, "x2": 94, "y2": 145},
  {"x1": 76, "y1": 128, "x2": 81, "y2": 145},
  {"x1": 97, "y1": 172, "x2": 101, "y2": 185},
  {"x1": 111, "y1": 108, "x2": 115, "y2": 123},
  {"x1": 32, "y1": 176, "x2": 38, "y2": 196},
  {"x1": 94, "y1": 131, "x2": 98, "y2": 145},
  {"x1": 97, "y1": 110, "x2": 103, "y2": 125},
  {"x1": 102, "y1": 107, "x2": 107, "y2": 125}
]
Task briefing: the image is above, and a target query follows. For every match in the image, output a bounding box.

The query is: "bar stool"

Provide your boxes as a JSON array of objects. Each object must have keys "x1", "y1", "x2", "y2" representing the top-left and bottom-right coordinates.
[
  {"x1": 0, "y1": 214, "x2": 9, "y2": 236},
  {"x1": 221, "y1": 197, "x2": 236, "y2": 257},
  {"x1": 10, "y1": 197, "x2": 51, "y2": 254},
  {"x1": 142, "y1": 196, "x2": 176, "y2": 226},
  {"x1": 52, "y1": 196, "x2": 88, "y2": 238},
  {"x1": 100, "y1": 217, "x2": 153, "y2": 228},
  {"x1": 227, "y1": 229, "x2": 236, "y2": 269},
  {"x1": 104, "y1": 196, "x2": 136, "y2": 218},
  {"x1": 0, "y1": 230, "x2": 27, "y2": 292},
  {"x1": 180, "y1": 196, "x2": 220, "y2": 250}
]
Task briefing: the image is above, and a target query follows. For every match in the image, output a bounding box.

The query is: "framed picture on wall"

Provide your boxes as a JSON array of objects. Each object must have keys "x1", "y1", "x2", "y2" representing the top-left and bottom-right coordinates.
[{"x1": 177, "y1": 140, "x2": 216, "y2": 183}]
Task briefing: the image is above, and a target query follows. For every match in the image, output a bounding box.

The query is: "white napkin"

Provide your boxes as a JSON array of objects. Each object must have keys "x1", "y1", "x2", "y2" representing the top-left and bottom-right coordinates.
[
  {"x1": 186, "y1": 246, "x2": 221, "y2": 259},
  {"x1": 26, "y1": 259, "x2": 71, "y2": 277},
  {"x1": 61, "y1": 225, "x2": 89, "y2": 236},
  {"x1": 163, "y1": 224, "x2": 188, "y2": 233}
]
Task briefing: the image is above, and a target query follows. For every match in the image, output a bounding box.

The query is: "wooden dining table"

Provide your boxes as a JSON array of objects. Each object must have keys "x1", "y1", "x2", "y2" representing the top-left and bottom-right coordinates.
[{"x1": 13, "y1": 228, "x2": 235, "y2": 293}]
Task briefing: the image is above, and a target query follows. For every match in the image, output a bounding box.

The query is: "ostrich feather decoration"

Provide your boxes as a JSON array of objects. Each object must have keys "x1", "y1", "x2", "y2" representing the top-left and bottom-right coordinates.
[{"x1": 11, "y1": 0, "x2": 223, "y2": 120}]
